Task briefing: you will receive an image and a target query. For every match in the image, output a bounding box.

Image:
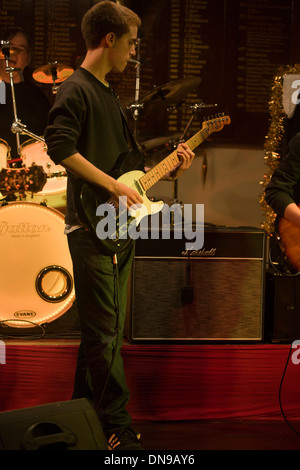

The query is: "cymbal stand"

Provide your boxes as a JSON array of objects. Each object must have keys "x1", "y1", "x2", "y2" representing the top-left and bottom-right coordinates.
[
  {"x1": 1, "y1": 42, "x2": 45, "y2": 151},
  {"x1": 49, "y1": 62, "x2": 59, "y2": 94},
  {"x1": 2, "y1": 41, "x2": 24, "y2": 156},
  {"x1": 172, "y1": 101, "x2": 218, "y2": 203}
]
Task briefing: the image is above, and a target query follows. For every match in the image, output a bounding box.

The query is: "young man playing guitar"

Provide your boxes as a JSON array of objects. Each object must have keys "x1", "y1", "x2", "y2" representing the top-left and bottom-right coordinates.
[{"x1": 45, "y1": 1, "x2": 194, "y2": 450}]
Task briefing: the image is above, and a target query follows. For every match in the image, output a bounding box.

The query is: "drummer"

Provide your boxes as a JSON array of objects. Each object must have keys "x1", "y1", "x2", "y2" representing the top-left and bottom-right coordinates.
[{"x1": 0, "y1": 28, "x2": 50, "y2": 160}]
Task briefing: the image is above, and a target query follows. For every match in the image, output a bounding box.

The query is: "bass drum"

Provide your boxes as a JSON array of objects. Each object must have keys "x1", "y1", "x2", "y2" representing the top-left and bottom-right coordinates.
[
  {"x1": 20, "y1": 138, "x2": 67, "y2": 211},
  {"x1": 0, "y1": 139, "x2": 10, "y2": 170},
  {"x1": 0, "y1": 202, "x2": 75, "y2": 328}
]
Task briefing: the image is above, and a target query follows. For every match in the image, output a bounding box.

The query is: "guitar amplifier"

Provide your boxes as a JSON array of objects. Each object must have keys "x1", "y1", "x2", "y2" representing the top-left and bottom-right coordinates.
[
  {"x1": 130, "y1": 227, "x2": 266, "y2": 341},
  {"x1": 265, "y1": 271, "x2": 300, "y2": 342}
]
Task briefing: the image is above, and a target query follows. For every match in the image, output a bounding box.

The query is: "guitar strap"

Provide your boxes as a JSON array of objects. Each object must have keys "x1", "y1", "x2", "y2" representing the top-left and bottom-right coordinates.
[{"x1": 111, "y1": 89, "x2": 145, "y2": 170}]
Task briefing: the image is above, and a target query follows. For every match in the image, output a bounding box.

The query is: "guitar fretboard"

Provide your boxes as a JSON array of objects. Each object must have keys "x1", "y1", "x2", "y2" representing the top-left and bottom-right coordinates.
[{"x1": 139, "y1": 126, "x2": 211, "y2": 191}]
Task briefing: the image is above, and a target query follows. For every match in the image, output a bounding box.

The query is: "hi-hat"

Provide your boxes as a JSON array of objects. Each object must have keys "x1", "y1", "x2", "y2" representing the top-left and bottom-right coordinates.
[
  {"x1": 138, "y1": 77, "x2": 201, "y2": 107},
  {"x1": 33, "y1": 62, "x2": 73, "y2": 84}
]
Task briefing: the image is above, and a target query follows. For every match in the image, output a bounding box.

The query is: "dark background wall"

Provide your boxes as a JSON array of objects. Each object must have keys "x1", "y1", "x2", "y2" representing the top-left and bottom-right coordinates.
[{"x1": 1, "y1": 0, "x2": 300, "y2": 146}]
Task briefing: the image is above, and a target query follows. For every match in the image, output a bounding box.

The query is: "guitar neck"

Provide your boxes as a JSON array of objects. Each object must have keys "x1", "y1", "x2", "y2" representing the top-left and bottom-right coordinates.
[{"x1": 139, "y1": 126, "x2": 210, "y2": 191}]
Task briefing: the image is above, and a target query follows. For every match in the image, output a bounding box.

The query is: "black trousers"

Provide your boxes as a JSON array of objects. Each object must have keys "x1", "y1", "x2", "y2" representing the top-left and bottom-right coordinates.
[{"x1": 67, "y1": 228, "x2": 134, "y2": 432}]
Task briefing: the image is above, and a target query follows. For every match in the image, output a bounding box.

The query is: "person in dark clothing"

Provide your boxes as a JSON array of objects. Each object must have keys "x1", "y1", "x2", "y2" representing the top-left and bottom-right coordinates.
[
  {"x1": 0, "y1": 29, "x2": 50, "y2": 160},
  {"x1": 45, "y1": 1, "x2": 194, "y2": 450},
  {"x1": 265, "y1": 132, "x2": 300, "y2": 228}
]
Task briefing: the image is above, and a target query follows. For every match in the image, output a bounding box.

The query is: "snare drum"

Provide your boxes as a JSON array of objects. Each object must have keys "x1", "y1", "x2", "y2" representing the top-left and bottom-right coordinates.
[
  {"x1": 0, "y1": 139, "x2": 10, "y2": 170},
  {"x1": 20, "y1": 138, "x2": 67, "y2": 210},
  {"x1": 0, "y1": 202, "x2": 75, "y2": 328}
]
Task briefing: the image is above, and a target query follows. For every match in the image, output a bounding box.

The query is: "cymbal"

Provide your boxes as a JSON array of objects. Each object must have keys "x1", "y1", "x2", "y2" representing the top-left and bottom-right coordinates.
[
  {"x1": 138, "y1": 77, "x2": 201, "y2": 106},
  {"x1": 33, "y1": 62, "x2": 73, "y2": 84},
  {"x1": 142, "y1": 134, "x2": 182, "y2": 168},
  {"x1": 141, "y1": 134, "x2": 181, "y2": 151},
  {"x1": 0, "y1": 47, "x2": 21, "y2": 59}
]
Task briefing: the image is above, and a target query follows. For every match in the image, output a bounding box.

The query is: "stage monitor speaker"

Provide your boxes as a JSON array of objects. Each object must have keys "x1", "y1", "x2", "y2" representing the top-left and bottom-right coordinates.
[
  {"x1": 0, "y1": 398, "x2": 107, "y2": 450},
  {"x1": 265, "y1": 271, "x2": 300, "y2": 343},
  {"x1": 131, "y1": 227, "x2": 265, "y2": 341}
]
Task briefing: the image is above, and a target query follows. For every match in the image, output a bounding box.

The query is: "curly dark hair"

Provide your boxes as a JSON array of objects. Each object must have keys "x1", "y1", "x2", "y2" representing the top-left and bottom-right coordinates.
[{"x1": 81, "y1": 1, "x2": 141, "y2": 50}]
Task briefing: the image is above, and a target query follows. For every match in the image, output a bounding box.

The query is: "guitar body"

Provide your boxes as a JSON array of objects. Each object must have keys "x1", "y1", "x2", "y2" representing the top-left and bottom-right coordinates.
[
  {"x1": 278, "y1": 215, "x2": 300, "y2": 271},
  {"x1": 76, "y1": 169, "x2": 164, "y2": 255}
]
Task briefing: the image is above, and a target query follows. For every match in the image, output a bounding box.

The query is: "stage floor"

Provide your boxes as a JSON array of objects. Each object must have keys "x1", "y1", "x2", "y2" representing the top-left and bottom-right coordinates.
[{"x1": 137, "y1": 419, "x2": 300, "y2": 450}]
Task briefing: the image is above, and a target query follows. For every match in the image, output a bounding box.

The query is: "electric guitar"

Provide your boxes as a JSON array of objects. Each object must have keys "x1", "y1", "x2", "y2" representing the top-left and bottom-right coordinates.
[
  {"x1": 0, "y1": 165, "x2": 47, "y2": 195},
  {"x1": 278, "y1": 212, "x2": 300, "y2": 271},
  {"x1": 76, "y1": 114, "x2": 231, "y2": 255}
]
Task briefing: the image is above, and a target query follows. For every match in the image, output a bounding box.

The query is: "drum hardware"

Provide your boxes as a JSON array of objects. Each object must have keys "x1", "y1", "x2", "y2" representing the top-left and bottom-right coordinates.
[
  {"x1": 0, "y1": 165, "x2": 47, "y2": 195},
  {"x1": 0, "y1": 41, "x2": 21, "y2": 60},
  {"x1": 0, "y1": 41, "x2": 24, "y2": 156},
  {"x1": 32, "y1": 61, "x2": 74, "y2": 94},
  {"x1": 0, "y1": 139, "x2": 11, "y2": 170},
  {"x1": 20, "y1": 139, "x2": 67, "y2": 209},
  {"x1": 1, "y1": 41, "x2": 47, "y2": 158}
]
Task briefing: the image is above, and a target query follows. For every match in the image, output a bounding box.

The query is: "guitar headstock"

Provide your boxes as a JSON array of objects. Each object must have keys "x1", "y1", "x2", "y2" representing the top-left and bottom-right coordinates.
[
  {"x1": 202, "y1": 114, "x2": 231, "y2": 133},
  {"x1": 0, "y1": 165, "x2": 47, "y2": 194}
]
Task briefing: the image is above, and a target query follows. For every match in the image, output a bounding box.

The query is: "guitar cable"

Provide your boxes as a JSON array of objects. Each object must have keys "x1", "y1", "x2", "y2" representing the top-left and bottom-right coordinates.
[
  {"x1": 278, "y1": 342, "x2": 300, "y2": 439},
  {"x1": 268, "y1": 242, "x2": 300, "y2": 439}
]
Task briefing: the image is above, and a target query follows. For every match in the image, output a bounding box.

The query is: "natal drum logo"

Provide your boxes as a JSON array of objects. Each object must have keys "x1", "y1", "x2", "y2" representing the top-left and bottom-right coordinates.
[{"x1": 0, "y1": 221, "x2": 51, "y2": 236}]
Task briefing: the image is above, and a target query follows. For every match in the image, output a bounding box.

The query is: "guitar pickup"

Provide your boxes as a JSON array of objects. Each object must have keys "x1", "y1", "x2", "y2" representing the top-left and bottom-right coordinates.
[{"x1": 134, "y1": 179, "x2": 144, "y2": 196}]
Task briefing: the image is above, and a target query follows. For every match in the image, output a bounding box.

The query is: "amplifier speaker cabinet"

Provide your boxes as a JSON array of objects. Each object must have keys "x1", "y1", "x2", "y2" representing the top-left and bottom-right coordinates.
[
  {"x1": 130, "y1": 227, "x2": 265, "y2": 341},
  {"x1": 265, "y1": 271, "x2": 300, "y2": 343}
]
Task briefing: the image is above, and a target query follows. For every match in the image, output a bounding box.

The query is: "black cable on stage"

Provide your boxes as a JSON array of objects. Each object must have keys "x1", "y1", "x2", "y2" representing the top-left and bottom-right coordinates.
[
  {"x1": 0, "y1": 319, "x2": 46, "y2": 340},
  {"x1": 278, "y1": 343, "x2": 300, "y2": 439}
]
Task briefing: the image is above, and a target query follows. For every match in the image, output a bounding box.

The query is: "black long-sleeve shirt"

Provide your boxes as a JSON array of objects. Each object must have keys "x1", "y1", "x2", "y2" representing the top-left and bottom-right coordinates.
[
  {"x1": 265, "y1": 132, "x2": 300, "y2": 218},
  {"x1": 45, "y1": 67, "x2": 130, "y2": 226}
]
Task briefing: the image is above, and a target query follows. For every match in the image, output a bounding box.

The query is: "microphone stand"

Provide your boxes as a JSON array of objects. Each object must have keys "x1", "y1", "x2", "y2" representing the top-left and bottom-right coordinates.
[{"x1": 127, "y1": 39, "x2": 143, "y2": 141}]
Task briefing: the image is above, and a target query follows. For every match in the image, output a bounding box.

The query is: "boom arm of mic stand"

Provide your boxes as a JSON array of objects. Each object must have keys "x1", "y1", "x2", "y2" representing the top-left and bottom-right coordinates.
[{"x1": 11, "y1": 120, "x2": 45, "y2": 143}]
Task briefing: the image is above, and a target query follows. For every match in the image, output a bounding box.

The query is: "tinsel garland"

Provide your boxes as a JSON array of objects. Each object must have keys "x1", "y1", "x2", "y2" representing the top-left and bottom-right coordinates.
[{"x1": 260, "y1": 64, "x2": 300, "y2": 235}]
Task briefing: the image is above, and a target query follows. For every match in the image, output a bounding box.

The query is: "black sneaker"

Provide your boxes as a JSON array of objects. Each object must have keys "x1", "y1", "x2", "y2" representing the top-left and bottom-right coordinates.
[{"x1": 106, "y1": 426, "x2": 143, "y2": 450}]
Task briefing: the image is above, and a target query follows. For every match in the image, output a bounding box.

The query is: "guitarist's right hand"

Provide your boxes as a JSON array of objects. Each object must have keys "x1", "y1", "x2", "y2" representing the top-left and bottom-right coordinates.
[
  {"x1": 60, "y1": 153, "x2": 143, "y2": 210},
  {"x1": 109, "y1": 179, "x2": 143, "y2": 210}
]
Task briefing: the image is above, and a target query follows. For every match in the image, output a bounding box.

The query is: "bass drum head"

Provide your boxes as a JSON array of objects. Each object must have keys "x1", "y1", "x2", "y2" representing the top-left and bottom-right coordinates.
[{"x1": 0, "y1": 202, "x2": 75, "y2": 328}]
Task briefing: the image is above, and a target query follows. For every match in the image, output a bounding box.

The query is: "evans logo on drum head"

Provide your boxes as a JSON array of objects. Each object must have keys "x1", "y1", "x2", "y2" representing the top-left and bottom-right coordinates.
[{"x1": 14, "y1": 311, "x2": 36, "y2": 318}]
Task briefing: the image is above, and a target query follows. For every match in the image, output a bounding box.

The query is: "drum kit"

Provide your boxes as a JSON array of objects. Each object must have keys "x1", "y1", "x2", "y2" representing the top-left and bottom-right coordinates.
[
  {"x1": 0, "y1": 38, "x2": 217, "y2": 331},
  {"x1": 0, "y1": 41, "x2": 75, "y2": 331}
]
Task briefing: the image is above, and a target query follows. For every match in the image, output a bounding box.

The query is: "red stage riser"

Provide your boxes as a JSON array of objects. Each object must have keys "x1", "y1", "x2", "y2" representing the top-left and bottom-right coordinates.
[{"x1": 0, "y1": 343, "x2": 300, "y2": 421}]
